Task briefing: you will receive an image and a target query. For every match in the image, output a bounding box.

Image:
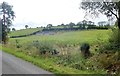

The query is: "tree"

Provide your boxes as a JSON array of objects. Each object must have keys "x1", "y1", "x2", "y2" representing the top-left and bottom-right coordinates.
[
  {"x1": 69, "y1": 22, "x2": 75, "y2": 29},
  {"x1": 88, "y1": 21, "x2": 94, "y2": 25},
  {"x1": 64, "y1": 24, "x2": 68, "y2": 28},
  {"x1": 82, "y1": 20, "x2": 87, "y2": 25},
  {"x1": 60, "y1": 23, "x2": 67, "y2": 28},
  {"x1": 7, "y1": 28, "x2": 11, "y2": 33},
  {"x1": 0, "y1": 2, "x2": 15, "y2": 44},
  {"x1": 12, "y1": 28, "x2": 15, "y2": 31},
  {"x1": 47, "y1": 24, "x2": 52, "y2": 29},
  {"x1": 104, "y1": 23, "x2": 110, "y2": 28},
  {"x1": 77, "y1": 22, "x2": 83, "y2": 29},
  {"x1": 98, "y1": 21, "x2": 107, "y2": 27},
  {"x1": 81, "y1": 20, "x2": 87, "y2": 29},
  {"x1": 61, "y1": 23, "x2": 64, "y2": 26},
  {"x1": 80, "y1": 0, "x2": 120, "y2": 29},
  {"x1": 25, "y1": 25, "x2": 28, "y2": 29}
]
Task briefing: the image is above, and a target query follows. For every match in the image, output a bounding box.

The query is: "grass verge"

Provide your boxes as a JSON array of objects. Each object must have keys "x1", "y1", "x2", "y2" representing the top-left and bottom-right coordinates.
[{"x1": 1, "y1": 46, "x2": 106, "y2": 75}]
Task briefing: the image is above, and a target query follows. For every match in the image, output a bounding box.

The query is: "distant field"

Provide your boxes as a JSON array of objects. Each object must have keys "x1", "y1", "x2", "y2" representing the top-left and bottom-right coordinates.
[
  {"x1": 51, "y1": 26, "x2": 64, "y2": 28},
  {"x1": 9, "y1": 28, "x2": 42, "y2": 36},
  {"x1": 9, "y1": 30, "x2": 110, "y2": 46}
]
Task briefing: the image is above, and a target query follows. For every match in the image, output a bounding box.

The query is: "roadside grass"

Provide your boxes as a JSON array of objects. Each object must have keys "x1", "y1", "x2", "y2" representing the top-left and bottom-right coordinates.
[
  {"x1": 0, "y1": 44, "x2": 2, "y2": 50},
  {"x1": 9, "y1": 27, "x2": 42, "y2": 36},
  {"x1": 2, "y1": 46, "x2": 106, "y2": 75}
]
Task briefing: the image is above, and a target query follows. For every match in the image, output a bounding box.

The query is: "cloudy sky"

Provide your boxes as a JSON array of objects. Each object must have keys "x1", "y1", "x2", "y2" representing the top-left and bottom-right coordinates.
[{"x1": 0, "y1": 0, "x2": 108, "y2": 30}]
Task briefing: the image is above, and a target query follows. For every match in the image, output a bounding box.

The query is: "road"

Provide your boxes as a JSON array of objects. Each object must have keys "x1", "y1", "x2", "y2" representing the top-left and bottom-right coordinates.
[{"x1": 1, "y1": 51, "x2": 54, "y2": 75}]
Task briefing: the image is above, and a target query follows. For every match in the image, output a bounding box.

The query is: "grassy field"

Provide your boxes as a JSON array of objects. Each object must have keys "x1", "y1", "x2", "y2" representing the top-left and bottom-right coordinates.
[
  {"x1": 2, "y1": 29, "x2": 112, "y2": 74},
  {"x1": 8, "y1": 27, "x2": 42, "y2": 36},
  {"x1": 9, "y1": 30, "x2": 110, "y2": 46}
]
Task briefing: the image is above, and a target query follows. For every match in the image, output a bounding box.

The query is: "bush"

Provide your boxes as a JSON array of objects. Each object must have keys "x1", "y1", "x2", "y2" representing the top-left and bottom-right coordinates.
[
  {"x1": 89, "y1": 52, "x2": 120, "y2": 75},
  {"x1": 15, "y1": 39, "x2": 22, "y2": 48},
  {"x1": 56, "y1": 55, "x2": 73, "y2": 66},
  {"x1": 32, "y1": 40, "x2": 54, "y2": 55},
  {"x1": 103, "y1": 29, "x2": 120, "y2": 51},
  {"x1": 80, "y1": 43, "x2": 91, "y2": 58}
]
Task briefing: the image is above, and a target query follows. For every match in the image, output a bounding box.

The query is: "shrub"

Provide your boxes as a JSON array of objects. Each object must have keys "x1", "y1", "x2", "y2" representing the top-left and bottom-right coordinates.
[
  {"x1": 15, "y1": 39, "x2": 22, "y2": 48},
  {"x1": 80, "y1": 43, "x2": 91, "y2": 58},
  {"x1": 56, "y1": 55, "x2": 73, "y2": 66},
  {"x1": 32, "y1": 40, "x2": 55, "y2": 55},
  {"x1": 101, "y1": 29, "x2": 120, "y2": 51},
  {"x1": 90, "y1": 52, "x2": 120, "y2": 75},
  {"x1": 108, "y1": 29, "x2": 120, "y2": 50},
  {"x1": 70, "y1": 62, "x2": 84, "y2": 70}
]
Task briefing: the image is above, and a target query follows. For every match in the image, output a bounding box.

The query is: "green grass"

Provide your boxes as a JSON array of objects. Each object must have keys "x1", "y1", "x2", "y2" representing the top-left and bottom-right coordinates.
[
  {"x1": 2, "y1": 46, "x2": 105, "y2": 75},
  {"x1": 9, "y1": 27, "x2": 42, "y2": 36},
  {"x1": 9, "y1": 30, "x2": 110, "y2": 46},
  {"x1": 3, "y1": 29, "x2": 110, "y2": 74}
]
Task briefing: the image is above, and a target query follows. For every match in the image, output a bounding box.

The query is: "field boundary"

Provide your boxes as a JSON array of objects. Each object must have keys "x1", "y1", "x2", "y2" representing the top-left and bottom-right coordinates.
[{"x1": 10, "y1": 30, "x2": 42, "y2": 38}]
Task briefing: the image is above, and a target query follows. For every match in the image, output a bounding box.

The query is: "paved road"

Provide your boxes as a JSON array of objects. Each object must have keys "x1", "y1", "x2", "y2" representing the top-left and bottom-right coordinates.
[{"x1": 1, "y1": 51, "x2": 54, "y2": 75}]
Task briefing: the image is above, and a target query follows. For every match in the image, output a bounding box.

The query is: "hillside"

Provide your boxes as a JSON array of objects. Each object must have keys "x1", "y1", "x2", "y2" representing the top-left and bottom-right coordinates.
[
  {"x1": 3, "y1": 28, "x2": 120, "y2": 75},
  {"x1": 9, "y1": 28, "x2": 42, "y2": 36}
]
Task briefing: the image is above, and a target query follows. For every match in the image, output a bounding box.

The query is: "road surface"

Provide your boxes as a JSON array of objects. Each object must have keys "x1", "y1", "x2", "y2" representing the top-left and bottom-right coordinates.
[{"x1": 1, "y1": 51, "x2": 54, "y2": 75}]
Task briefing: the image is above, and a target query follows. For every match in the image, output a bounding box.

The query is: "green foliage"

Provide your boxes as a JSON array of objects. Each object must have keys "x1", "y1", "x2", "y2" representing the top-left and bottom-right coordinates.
[
  {"x1": 15, "y1": 39, "x2": 22, "y2": 48},
  {"x1": 47, "y1": 24, "x2": 52, "y2": 29},
  {"x1": 12, "y1": 28, "x2": 16, "y2": 31},
  {"x1": 69, "y1": 22, "x2": 75, "y2": 29},
  {"x1": 89, "y1": 52, "x2": 120, "y2": 75},
  {"x1": 80, "y1": 1, "x2": 120, "y2": 29},
  {"x1": 2, "y1": 46, "x2": 102, "y2": 74},
  {"x1": 0, "y1": 2, "x2": 15, "y2": 44},
  {"x1": 80, "y1": 1, "x2": 119, "y2": 18},
  {"x1": 109, "y1": 29, "x2": 120, "y2": 50},
  {"x1": 103, "y1": 29, "x2": 120, "y2": 51},
  {"x1": 80, "y1": 43, "x2": 91, "y2": 58},
  {"x1": 25, "y1": 25, "x2": 28, "y2": 29},
  {"x1": 29, "y1": 40, "x2": 54, "y2": 55},
  {"x1": 92, "y1": 32, "x2": 110, "y2": 54},
  {"x1": 6, "y1": 30, "x2": 110, "y2": 74}
]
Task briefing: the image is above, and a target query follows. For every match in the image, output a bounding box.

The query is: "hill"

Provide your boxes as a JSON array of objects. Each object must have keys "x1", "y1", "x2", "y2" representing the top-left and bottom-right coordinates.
[{"x1": 9, "y1": 27, "x2": 42, "y2": 36}]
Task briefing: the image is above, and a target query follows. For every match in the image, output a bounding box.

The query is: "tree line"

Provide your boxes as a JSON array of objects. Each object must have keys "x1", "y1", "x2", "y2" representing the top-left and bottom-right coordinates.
[{"x1": 43, "y1": 20, "x2": 110, "y2": 31}]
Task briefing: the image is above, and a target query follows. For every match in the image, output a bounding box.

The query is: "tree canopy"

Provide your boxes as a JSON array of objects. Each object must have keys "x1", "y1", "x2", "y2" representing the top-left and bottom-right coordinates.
[
  {"x1": 47, "y1": 24, "x2": 52, "y2": 29},
  {"x1": 80, "y1": 0, "x2": 120, "y2": 29},
  {"x1": 25, "y1": 25, "x2": 28, "y2": 29}
]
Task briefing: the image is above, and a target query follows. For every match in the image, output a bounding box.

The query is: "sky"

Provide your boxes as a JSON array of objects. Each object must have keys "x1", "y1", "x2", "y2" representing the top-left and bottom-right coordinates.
[{"x1": 0, "y1": 0, "x2": 109, "y2": 30}]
